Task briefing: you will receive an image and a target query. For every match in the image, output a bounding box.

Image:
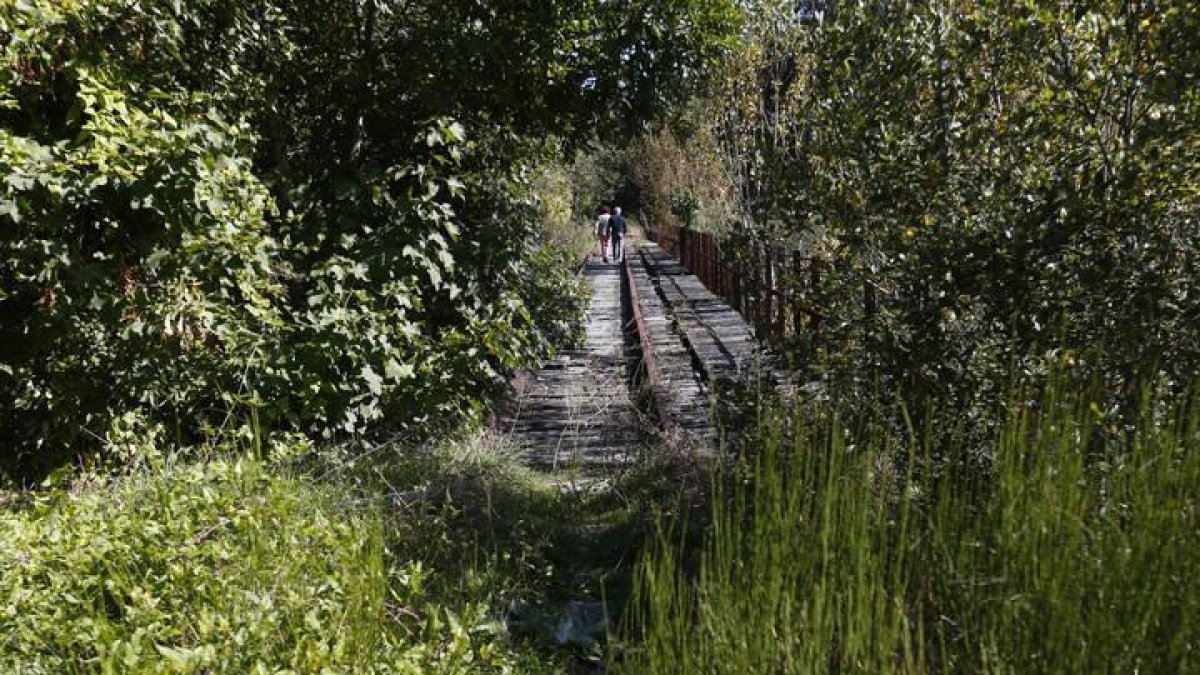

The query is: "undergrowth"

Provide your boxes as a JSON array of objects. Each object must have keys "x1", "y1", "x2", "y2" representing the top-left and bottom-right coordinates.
[
  {"x1": 0, "y1": 452, "x2": 560, "y2": 674},
  {"x1": 623, "y1": 382, "x2": 1200, "y2": 674},
  {"x1": 0, "y1": 430, "x2": 692, "y2": 673},
  {"x1": 356, "y1": 433, "x2": 702, "y2": 665}
]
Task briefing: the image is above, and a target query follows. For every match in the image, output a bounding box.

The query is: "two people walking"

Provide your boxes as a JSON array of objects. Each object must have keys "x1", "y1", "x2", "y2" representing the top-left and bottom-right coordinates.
[{"x1": 594, "y1": 205, "x2": 627, "y2": 263}]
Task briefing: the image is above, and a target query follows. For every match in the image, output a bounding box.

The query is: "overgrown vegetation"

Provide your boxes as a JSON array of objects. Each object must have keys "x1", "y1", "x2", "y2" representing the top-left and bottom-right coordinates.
[
  {"x1": 0, "y1": 0, "x2": 739, "y2": 481},
  {"x1": 626, "y1": 380, "x2": 1200, "y2": 673},
  {"x1": 625, "y1": 112, "x2": 738, "y2": 236},
  {"x1": 3, "y1": 1, "x2": 1199, "y2": 673},
  {"x1": 631, "y1": 0, "x2": 1200, "y2": 432},
  {"x1": 0, "y1": 453, "x2": 564, "y2": 673},
  {"x1": 0, "y1": 432, "x2": 701, "y2": 672}
]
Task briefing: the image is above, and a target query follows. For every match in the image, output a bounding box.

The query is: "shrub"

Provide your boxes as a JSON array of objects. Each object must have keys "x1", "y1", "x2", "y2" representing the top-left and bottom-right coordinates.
[
  {"x1": 1, "y1": 3, "x2": 282, "y2": 477},
  {"x1": 675, "y1": 1, "x2": 1200, "y2": 432},
  {"x1": 0, "y1": 2, "x2": 591, "y2": 478},
  {"x1": 0, "y1": 457, "x2": 555, "y2": 673},
  {"x1": 1, "y1": 0, "x2": 739, "y2": 480}
]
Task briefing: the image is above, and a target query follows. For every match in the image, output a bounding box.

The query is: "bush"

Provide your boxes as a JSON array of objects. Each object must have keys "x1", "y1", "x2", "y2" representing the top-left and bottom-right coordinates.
[
  {"x1": 0, "y1": 2, "x2": 283, "y2": 478},
  {"x1": 0, "y1": 2, "x2": 590, "y2": 479},
  {"x1": 0, "y1": 456, "x2": 556, "y2": 673},
  {"x1": 680, "y1": 1, "x2": 1200, "y2": 432},
  {"x1": 1, "y1": 0, "x2": 739, "y2": 480}
]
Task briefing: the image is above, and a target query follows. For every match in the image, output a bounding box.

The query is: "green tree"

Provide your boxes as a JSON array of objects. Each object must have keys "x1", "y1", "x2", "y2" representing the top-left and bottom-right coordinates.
[
  {"x1": 686, "y1": 0, "x2": 1200, "y2": 430},
  {"x1": 1, "y1": 1, "x2": 283, "y2": 478}
]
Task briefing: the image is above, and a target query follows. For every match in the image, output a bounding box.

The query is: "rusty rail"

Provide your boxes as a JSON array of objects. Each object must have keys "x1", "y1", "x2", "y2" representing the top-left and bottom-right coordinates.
[
  {"x1": 623, "y1": 255, "x2": 680, "y2": 441},
  {"x1": 623, "y1": 260, "x2": 659, "y2": 394}
]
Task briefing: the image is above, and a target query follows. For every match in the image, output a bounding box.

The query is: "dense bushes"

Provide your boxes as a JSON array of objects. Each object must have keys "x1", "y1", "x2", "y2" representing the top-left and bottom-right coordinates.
[
  {"x1": 1, "y1": 3, "x2": 285, "y2": 478},
  {"x1": 649, "y1": 0, "x2": 1200, "y2": 428},
  {"x1": 618, "y1": 14, "x2": 1200, "y2": 667},
  {"x1": 626, "y1": 124, "x2": 738, "y2": 235}
]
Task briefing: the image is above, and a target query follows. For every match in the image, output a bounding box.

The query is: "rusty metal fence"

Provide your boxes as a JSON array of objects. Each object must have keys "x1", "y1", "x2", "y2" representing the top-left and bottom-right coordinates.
[{"x1": 651, "y1": 220, "x2": 824, "y2": 345}]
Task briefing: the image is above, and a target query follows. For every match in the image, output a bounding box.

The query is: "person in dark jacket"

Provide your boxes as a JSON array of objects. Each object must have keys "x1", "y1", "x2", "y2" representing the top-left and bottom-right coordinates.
[{"x1": 609, "y1": 207, "x2": 627, "y2": 263}]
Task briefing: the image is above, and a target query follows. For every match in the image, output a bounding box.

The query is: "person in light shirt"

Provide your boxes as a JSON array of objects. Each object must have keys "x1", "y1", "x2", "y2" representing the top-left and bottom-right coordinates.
[{"x1": 594, "y1": 206, "x2": 612, "y2": 263}]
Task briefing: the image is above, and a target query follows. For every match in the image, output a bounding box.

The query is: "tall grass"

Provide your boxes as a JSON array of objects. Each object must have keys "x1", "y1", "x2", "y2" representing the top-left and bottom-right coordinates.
[{"x1": 625, "y1": 384, "x2": 1200, "y2": 673}]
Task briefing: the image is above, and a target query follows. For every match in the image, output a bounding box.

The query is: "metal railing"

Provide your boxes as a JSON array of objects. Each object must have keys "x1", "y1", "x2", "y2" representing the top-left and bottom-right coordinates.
[{"x1": 650, "y1": 220, "x2": 824, "y2": 345}]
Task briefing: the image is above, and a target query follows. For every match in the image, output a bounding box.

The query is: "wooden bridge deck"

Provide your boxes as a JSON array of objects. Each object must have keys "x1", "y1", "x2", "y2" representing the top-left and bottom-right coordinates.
[
  {"x1": 496, "y1": 260, "x2": 641, "y2": 474},
  {"x1": 497, "y1": 240, "x2": 761, "y2": 471},
  {"x1": 636, "y1": 244, "x2": 759, "y2": 385},
  {"x1": 626, "y1": 247, "x2": 715, "y2": 451}
]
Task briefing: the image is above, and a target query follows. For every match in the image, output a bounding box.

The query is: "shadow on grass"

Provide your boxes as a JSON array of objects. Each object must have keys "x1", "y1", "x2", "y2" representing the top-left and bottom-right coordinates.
[{"x1": 362, "y1": 434, "x2": 713, "y2": 669}]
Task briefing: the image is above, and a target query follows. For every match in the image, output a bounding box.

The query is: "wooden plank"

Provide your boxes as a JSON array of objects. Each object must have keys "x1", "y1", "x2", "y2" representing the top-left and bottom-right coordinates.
[{"x1": 496, "y1": 259, "x2": 641, "y2": 475}]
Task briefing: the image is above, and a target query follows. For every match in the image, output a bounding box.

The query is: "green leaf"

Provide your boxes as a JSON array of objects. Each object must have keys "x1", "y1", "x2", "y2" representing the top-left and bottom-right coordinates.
[
  {"x1": 361, "y1": 364, "x2": 384, "y2": 395},
  {"x1": 384, "y1": 359, "x2": 415, "y2": 381}
]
